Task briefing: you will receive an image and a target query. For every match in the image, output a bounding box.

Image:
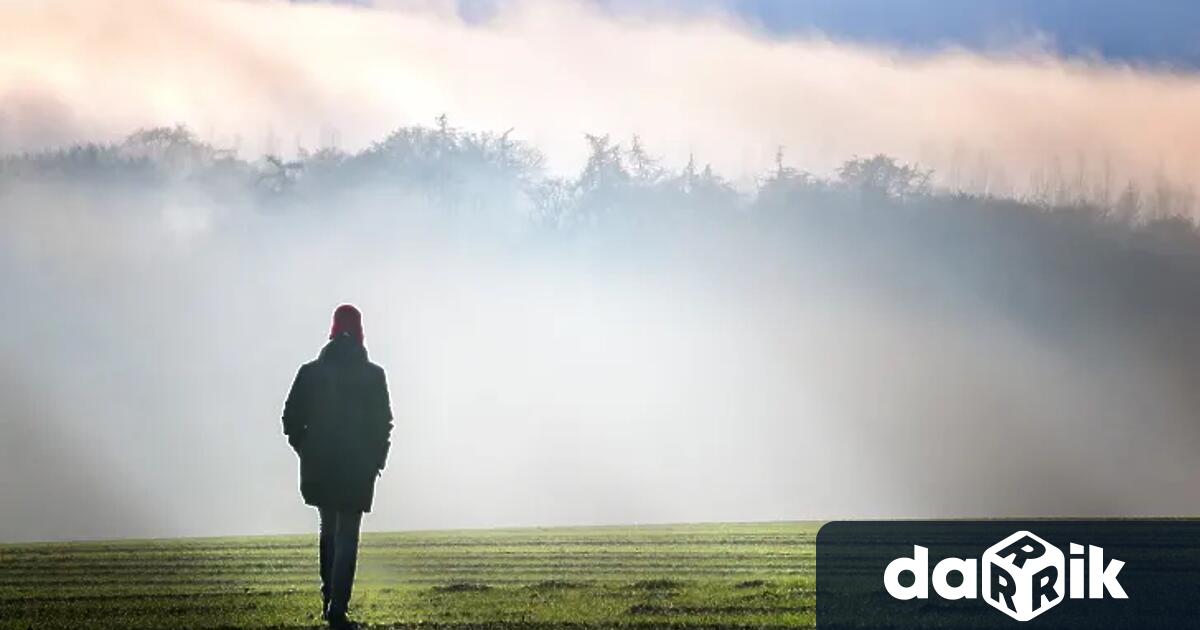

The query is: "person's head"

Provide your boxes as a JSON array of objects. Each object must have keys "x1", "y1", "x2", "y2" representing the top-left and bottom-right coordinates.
[{"x1": 329, "y1": 304, "x2": 364, "y2": 344}]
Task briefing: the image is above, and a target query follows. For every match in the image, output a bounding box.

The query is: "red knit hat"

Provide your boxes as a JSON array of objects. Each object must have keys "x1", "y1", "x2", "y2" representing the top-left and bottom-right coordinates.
[{"x1": 329, "y1": 304, "x2": 364, "y2": 343}]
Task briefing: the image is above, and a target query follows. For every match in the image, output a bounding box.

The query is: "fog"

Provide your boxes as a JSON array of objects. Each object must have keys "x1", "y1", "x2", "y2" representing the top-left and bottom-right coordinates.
[{"x1": 2, "y1": 0, "x2": 1200, "y2": 543}]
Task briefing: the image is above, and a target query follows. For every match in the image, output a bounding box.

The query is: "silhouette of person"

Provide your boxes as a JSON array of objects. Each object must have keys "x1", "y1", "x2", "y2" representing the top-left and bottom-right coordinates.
[{"x1": 283, "y1": 304, "x2": 393, "y2": 629}]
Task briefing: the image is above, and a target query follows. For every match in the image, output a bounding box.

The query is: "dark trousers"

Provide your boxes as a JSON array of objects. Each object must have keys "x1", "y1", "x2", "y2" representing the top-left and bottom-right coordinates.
[{"x1": 318, "y1": 507, "x2": 363, "y2": 618}]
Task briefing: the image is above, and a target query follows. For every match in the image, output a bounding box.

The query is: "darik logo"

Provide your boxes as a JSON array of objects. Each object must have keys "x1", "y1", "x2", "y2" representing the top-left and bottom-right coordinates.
[{"x1": 884, "y1": 530, "x2": 1128, "y2": 622}]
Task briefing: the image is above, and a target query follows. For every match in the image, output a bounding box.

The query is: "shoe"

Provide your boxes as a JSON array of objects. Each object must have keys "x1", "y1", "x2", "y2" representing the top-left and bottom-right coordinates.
[
  {"x1": 321, "y1": 593, "x2": 330, "y2": 621},
  {"x1": 326, "y1": 611, "x2": 361, "y2": 630}
]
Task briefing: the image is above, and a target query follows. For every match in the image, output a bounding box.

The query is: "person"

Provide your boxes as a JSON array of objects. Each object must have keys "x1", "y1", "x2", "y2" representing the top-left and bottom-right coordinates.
[{"x1": 282, "y1": 304, "x2": 393, "y2": 629}]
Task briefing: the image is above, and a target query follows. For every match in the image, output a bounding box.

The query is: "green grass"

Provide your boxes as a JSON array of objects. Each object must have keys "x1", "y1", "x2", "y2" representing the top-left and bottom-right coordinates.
[{"x1": 0, "y1": 522, "x2": 819, "y2": 629}]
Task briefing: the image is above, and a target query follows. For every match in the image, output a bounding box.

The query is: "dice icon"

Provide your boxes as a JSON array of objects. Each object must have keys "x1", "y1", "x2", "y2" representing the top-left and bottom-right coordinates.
[{"x1": 982, "y1": 530, "x2": 1065, "y2": 621}]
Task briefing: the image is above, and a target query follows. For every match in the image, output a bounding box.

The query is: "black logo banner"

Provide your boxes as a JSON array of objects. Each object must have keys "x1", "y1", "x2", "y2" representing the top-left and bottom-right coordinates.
[{"x1": 817, "y1": 520, "x2": 1200, "y2": 629}]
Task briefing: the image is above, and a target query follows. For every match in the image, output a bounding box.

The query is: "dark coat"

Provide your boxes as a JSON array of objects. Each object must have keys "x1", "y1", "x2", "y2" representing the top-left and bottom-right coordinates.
[{"x1": 282, "y1": 334, "x2": 393, "y2": 513}]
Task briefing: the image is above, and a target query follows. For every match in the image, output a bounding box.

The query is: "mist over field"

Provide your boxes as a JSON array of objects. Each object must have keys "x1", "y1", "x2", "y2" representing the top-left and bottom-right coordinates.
[{"x1": 3, "y1": 0, "x2": 1200, "y2": 543}]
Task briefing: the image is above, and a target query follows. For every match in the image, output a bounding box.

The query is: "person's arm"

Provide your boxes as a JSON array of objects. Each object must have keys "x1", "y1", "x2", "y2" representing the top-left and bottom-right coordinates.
[
  {"x1": 282, "y1": 365, "x2": 309, "y2": 453},
  {"x1": 375, "y1": 368, "x2": 394, "y2": 472}
]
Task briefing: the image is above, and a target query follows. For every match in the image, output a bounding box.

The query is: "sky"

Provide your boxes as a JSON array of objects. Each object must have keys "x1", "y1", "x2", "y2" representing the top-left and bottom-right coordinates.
[
  {"x1": 718, "y1": 1, "x2": 1199, "y2": 66},
  {"x1": 6, "y1": 0, "x2": 1200, "y2": 202},
  {"x1": 532, "y1": 0, "x2": 1200, "y2": 67}
]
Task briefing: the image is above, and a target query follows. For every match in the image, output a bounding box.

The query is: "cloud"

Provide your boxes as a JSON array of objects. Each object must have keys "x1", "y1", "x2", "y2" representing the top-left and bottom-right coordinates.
[{"x1": 2, "y1": 0, "x2": 1200, "y2": 203}]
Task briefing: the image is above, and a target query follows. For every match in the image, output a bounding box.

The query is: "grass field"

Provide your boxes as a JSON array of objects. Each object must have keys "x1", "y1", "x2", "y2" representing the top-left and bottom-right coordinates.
[{"x1": 0, "y1": 522, "x2": 818, "y2": 629}]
